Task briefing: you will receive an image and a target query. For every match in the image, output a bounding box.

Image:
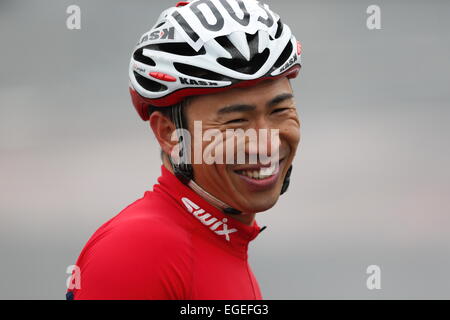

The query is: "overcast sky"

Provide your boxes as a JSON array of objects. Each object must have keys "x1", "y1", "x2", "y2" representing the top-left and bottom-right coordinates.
[{"x1": 1, "y1": 0, "x2": 449, "y2": 299}]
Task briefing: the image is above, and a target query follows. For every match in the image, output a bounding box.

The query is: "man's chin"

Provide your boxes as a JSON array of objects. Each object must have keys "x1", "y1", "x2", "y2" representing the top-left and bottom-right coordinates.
[{"x1": 237, "y1": 194, "x2": 280, "y2": 214}]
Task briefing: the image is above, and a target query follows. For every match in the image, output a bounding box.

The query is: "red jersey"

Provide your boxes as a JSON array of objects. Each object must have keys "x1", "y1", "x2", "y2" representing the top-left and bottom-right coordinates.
[{"x1": 67, "y1": 165, "x2": 263, "y2": 300}]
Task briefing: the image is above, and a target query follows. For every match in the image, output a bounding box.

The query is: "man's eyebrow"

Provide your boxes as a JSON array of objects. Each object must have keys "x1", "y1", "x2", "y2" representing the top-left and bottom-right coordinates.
[
  {"x1": 217, "y1": 104, "x2": 256, "y2": 115},
  {"x1": 216, "y1": 93, "x2": 294, "y2": 115},
  {"x1": 266, "y1": 93, "x2": 294, "y2": 108}
]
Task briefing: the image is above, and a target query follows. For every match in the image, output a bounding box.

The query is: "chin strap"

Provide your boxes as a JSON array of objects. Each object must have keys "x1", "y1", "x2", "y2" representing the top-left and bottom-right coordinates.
[
  {"x1": 169, "y1": 102, "x2": 243, "y2": 215},
  {"x1": 188, "y1": 180, "x2": 242, "y2": 214},
  {"x1": 280, "y1": 165, "x2": 293, "y2": 195},
  {"x1": 170, "y1": 102, "x2": 194, "y2": 184},
  {"x1": 168, "y1": 102, "x2": 293, "y2": 215}
]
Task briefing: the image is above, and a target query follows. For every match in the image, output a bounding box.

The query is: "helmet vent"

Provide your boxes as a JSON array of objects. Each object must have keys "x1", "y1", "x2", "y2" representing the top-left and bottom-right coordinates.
[
  {"x1": 215, "y1": 32, "x2": 269, "y2": 75},
  {"x1": 246, "y1": 32, "x2": 259, "y2": 58},
  {"x1": 133, "y1": 72, "x2": 168, "y2": 92},
  {"x1": 133, "y1": 48, "x2": 156, "y2": 66},
  {"x1": 174, "y1": 63, "x2": 228, "y2": 81},
  {"x1": 217, "y1": 48, "x2": 269, "y2": 75},
  {"x1": 272, "y1": 40, "x2": 293, "y2": 70},
  {"x1": 274, "y1": 19, "x2": 283, "y2": 39},
  {"x1": 144, "y1": 43, "x2": 206, "y2": 56}
]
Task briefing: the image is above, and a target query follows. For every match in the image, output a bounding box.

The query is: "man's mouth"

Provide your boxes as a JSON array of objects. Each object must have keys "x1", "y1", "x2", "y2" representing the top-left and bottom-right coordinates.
[{"x1": 231, "y1": 158, "x2": 286, "y2": 191}]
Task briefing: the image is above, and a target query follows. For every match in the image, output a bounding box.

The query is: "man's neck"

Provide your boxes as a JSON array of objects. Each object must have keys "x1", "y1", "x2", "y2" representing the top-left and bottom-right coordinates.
[
  {"x1": 162, "y1": 160, "x2": 255, "y2": 226},
  {"x1": 225, "y1": 212, "x2": 256, "y2": 226}
]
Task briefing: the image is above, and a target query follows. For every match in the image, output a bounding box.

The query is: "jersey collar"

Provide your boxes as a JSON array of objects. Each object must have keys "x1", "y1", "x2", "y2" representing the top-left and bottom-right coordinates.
[{"x1": 154, "y1": 165, "x2": 261, "y2": 256}]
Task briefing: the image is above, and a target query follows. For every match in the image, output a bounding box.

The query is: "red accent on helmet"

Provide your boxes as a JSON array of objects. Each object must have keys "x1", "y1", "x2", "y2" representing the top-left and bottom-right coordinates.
[
  {"x1": 176, "y1": 1, "x2": 190, "y2": 7},
  {"x1": 149, "y1": 72, "x2": 177, "y2": 82},
  {"x1": 296, "y1": 41, "x2": 302, "y2": 55},
  {"x1": 130, "y1": 65, "x2": 301, "y2": 121}
]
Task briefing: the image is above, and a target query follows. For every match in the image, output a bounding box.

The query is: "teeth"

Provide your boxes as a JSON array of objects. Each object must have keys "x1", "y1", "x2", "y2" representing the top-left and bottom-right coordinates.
[
  {"x1": 237, "y1": 165, "x2": 278, "y2": 180},
  {"x1": 260, "y1": 165, "x2": 275, "y2": 177}
]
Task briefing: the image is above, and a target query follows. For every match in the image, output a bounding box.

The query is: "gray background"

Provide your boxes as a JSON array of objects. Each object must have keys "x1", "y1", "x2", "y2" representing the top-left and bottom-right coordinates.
[{"x1": 1, "y1": 0, "x2": 449, "y2": 299}]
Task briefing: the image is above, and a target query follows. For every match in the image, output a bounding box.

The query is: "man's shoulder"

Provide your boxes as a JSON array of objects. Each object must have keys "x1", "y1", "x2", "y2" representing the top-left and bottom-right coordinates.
[
  {"x1": 71, "y1": 191, "x2": 194, "y2": 300},
  {"x1": 80, "y1": 191, "x2": 193, "y2": 261},
  {"x1": 111, "y1": 190, "x2": 189, "y2": 233}
]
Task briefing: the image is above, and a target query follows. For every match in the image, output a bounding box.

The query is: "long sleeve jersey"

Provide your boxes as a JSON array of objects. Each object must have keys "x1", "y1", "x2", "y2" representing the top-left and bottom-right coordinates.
[{"x1": 66, "y1": 165, "x2": 263, "y2": 300}]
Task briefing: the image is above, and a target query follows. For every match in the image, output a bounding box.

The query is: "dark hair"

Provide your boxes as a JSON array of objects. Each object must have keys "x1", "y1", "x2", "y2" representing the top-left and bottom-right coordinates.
[
  {"x1": 149, "y1": 99, "x2": 191, "y2": 161},
  {"x1": 148, "y1": 96, "x2": 192, "y2": 123},
  {"x1": 148, "y1": 105, "x2": 174, "y2": 121}
]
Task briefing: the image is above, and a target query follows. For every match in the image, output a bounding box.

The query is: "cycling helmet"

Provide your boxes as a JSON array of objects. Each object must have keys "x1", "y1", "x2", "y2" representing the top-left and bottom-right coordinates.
[
  {"x1": 128, "y1": 0, "x2": 302, "y2": 214},
  {"x1": 129, "y1": 0, "x2": 302, "y2": 120}
]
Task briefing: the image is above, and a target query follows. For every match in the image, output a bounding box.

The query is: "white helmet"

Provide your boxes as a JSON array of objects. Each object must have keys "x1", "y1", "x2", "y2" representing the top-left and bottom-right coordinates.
[{"x1": 129, "y1": 0, "x2": 302, "y2": 120}]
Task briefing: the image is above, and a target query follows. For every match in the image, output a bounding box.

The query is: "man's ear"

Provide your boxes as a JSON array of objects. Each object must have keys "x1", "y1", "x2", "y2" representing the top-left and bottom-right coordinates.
[{"x1": 149, "y1": 111, "x2": 177, "y2": 157}]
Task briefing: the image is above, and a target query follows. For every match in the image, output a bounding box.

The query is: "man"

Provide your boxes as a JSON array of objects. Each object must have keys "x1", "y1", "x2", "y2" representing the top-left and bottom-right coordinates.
[{"x1": 67, "y1": 0, "x2": 302, "y2": 300}]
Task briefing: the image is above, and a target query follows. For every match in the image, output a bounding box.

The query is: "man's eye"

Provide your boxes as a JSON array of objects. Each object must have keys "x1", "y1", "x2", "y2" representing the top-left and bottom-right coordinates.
[
  {"x1": 225, "y1": 118, "x2": 247, "y2": 124},
  {"x1": 271, "y1": 108, "x2": 290, "y2": 114}
]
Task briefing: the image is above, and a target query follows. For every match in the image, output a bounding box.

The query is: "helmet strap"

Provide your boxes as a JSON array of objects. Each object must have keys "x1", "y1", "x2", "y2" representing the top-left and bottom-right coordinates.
[
  {"x1": 170, "y1": 101, "x2": 194, "y2": 184},
  {"x1": 169, "y1": 101, "x2": 242, "y2": 214},
  {"x1": 280, "y1": 165, "x2": 293, "y2": 195}
]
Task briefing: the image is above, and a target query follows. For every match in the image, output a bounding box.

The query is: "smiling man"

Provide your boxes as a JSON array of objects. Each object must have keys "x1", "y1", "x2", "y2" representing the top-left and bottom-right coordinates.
[{"x1": 67, "y1": 0, "x2": 302, "y2": 300}]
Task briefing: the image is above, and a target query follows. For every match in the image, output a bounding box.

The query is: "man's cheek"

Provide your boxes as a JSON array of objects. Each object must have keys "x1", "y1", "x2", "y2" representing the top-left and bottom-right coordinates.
[{"x1": 283, "y1": 125, "x2": 301, "y2": 145}]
